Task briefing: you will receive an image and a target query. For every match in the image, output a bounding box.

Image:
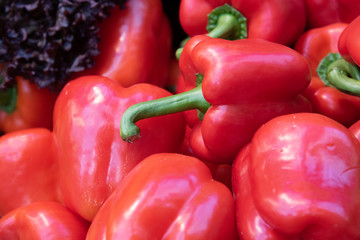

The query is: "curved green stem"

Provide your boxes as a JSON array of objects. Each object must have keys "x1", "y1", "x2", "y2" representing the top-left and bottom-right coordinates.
[
  {"x1": 326, "y1": 60, "x2": 360, "y2": 96},
  {"x1": 120, "y1": 84, "x2": 210, "y2": 142},
  {"x1": 206, "y1": 4, "x2": 247, "y2": 40},
  {"x1": 176, "y1": 4, "x2": 247, "y2": 60},
  {"x1": 317, "y1": 53, "x2": 360, "y2": 96},
  {"x1": 0, "y1": 77, "x2": 17, "y2": 113}
]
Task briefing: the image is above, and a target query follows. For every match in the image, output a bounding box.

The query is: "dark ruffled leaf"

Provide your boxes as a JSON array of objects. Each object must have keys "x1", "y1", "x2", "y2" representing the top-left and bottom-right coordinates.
[{"x1": 0, "y1": 0, "x2": 127, "y2": 92}]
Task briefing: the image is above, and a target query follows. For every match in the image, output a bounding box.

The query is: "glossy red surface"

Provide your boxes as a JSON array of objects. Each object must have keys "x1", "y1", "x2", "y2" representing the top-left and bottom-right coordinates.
[
  {"x1": 233, "y1": 113, "x2": 360, "y2": 239},
  {"x1": 87, "y1": 153, "x2": 237, "y2": 240}
]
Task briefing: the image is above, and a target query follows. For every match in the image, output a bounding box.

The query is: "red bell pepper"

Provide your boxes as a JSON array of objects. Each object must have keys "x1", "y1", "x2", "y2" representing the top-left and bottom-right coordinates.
[
  {"x1": 0, "y1": 202, "x2": 89, "y2": 240},
  {"x1": 314, "y1": 17, "x2": 360, "y2": 98},
  {"x1": 87, "y1": 153, "x2": 237, "y2": 240},
  {"x1": 0, "y1": 76, "x2": 58, "y2": 133},
  {"x1": 304, "y1": 0, "x2": 360, "y2": 28},
  {"x1": 0, "y1": 75, "x2": 186, "y2": 221},
  {"x1": 179, "y1": 0, "x2": 306, "y2": 46},
  {"x1": 52, "y1": 75, "x2": 185, "y2": 221},
  {"x1": 294, "y1": 23, "x2": 347, "y2": 75},
  {"x1": 84, "y1": 0, "x2": 172, "y2": 87},
  {"x1": 294, "y1": 23, "x2": 360, "y2": 127},
  {"x1": 338, "y1": 15, "x2": 360, "y2": 66},
  {"x1": 233, "y1": 112, "x2": 360, "y2": 239},
  {"x1": 0, "y1": 128, "x2": 60, "y2": 216},
  {"x1": 120, "y1": 35, "x2": 311, "y2": 164}
]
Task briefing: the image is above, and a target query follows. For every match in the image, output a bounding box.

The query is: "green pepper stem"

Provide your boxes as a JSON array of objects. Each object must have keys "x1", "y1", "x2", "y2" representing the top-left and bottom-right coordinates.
[
  {"x1": 176, "y1": 4, "x2": 247, "y2": 60},
  {"x1": 120, "y1": 85, "x2": 210, "y2": 142},
  {"x1": 326, "y1": 58, "x2": 360, "y2": 96},
  {"x1": 207, "y1": 12, "x2": 244, "y2": 39},
  {"x1": 0, "y1": 78, "x2": 17, "y2": 114},
  {"x1": 175, "y1": 13, "x2": 242, "y2": 60}
]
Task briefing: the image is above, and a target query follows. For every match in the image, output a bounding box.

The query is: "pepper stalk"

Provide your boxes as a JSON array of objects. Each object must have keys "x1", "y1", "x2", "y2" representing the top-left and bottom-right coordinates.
[
  {"x1": 175, "y1": 4, "x2": 247, "y2": 59},
  {"x1": 0, "y1": 77, "x2": 16, "y2": 113},
  {"x1": 317, "y1": 53, "x2": 360, "y2": 96},
  {"x1": 120, "y1": 74, "x2": 210, "y2": 142}
]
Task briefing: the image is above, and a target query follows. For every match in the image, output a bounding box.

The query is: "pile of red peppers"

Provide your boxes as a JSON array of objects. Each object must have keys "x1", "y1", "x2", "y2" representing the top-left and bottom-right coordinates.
[{"x1": 1, "y1": 0, "x2": 360, "y2": 239}]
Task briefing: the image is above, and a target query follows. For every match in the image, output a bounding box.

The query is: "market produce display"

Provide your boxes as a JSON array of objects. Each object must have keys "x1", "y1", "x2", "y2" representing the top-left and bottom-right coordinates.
[{"x1": 1, "y1": 0, "x2": 360, "y2": 239}]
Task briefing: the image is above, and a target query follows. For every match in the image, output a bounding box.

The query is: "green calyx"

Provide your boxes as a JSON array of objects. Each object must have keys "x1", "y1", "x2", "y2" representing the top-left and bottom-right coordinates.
[
  {"x1": 176, "y1": 4, "x2": 247, "y2": 60},
  {"x1": 120, "y1": 74, "x2": 210, "y2": 143},
  {"x1": 317, "y1": 53, "x2": 360, "y2": 96},
  {"x1": 206, "y1": 3, "x2": 247, "y2": 40},
  {"x1": 0, "y1": 77, "x2": 17, "y2": 113}
]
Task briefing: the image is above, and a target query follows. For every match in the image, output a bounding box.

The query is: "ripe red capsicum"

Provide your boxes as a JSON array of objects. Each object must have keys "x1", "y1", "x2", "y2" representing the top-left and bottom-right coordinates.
[
  {"x1": 0, "y1": 75, "x2": 186, "y2": 221},
  {"x1": 304, "y1": 0, "x2": 360, "y2": 28},
  {"x1": 314, "y1": 16, "x2": 360, "y2": 98},
  {"x1": 120, "y1": 35, "x2": 312, "y2": 164},
  {"x1": 87, "y1": 153, "x2": 237, "y2": 240},
  {"x1": 179, "y1": 0, "x2": 306, "y2": 46},
  {"x1": 0, "y1": 202, "x2": 89, "y2": 240},
  {"x1": 53, "y1": 75, "x2": 185, "y2": 222},
  {"x1": 294, "y1": 23, "x2": 360, "y2": 127},
  {"x1": 0, "y1": 128, "x2": 60, "y2": 216},
  {"x1": 0, "y1": 76, "x2": 58, "y2": 133},
  {"x1": 233, "y1": 113, "x2": 360, "y2": 239},
  {"x1": 85, "y1": 0, "x2": 172, "y2": 87}
]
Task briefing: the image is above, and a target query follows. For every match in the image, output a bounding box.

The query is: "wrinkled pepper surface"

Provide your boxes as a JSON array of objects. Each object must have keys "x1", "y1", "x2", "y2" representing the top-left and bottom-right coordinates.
[
  {"x1": 87, "y1": 153, "x2": 237, "y2": 240},
  {"x1": 304, "y1": 0, "x2": 360, "y2": 28},
  {"x1": 233, "y1": 113, "x2": 360, "y2": 239},
  {"x1": 294, "y1": 23, "x2": 360, "y2": 127},
  {"x1": 0, "y1": 202, "x2": 89, "y2": 240},
  {"x1": 179, "y1": 0, "x2": 306, "y2": 46},
  {"x1": 120, "y1": 35, "x2": 311, "y2": 164},
  {"x1": 0, "y1": 75, "x2": 186, "y2": 221}
]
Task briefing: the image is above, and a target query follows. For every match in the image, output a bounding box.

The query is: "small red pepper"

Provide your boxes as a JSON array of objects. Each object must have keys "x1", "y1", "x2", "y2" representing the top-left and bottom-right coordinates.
[
  {"x1": 294, "y1": 23, "x2": 360, "y2": 127},
  {"x1": 120, "y1": 35, "x2": 311, "y2": 164},
  {"x1": 0, "y1": 76, "x2": 58, "y2": 133},
  {"x1": 304, "y1": 0, "x2": 360, "y2": 28},
  {"x1": 179, "y1": 0, "x2": 306, "y2": 46},
  {"x1": 87, "y1": 153, "x2": 237, "y2": 239},
  {"x1": 233, "y1": 112, "x2": 360, "y2": 239},
  {"x1": 0, "y1": 202, "x2": 89, "y2": 240},
  {"x1": 0, "y1": 128, "x2": 60, "y2": 216}
]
